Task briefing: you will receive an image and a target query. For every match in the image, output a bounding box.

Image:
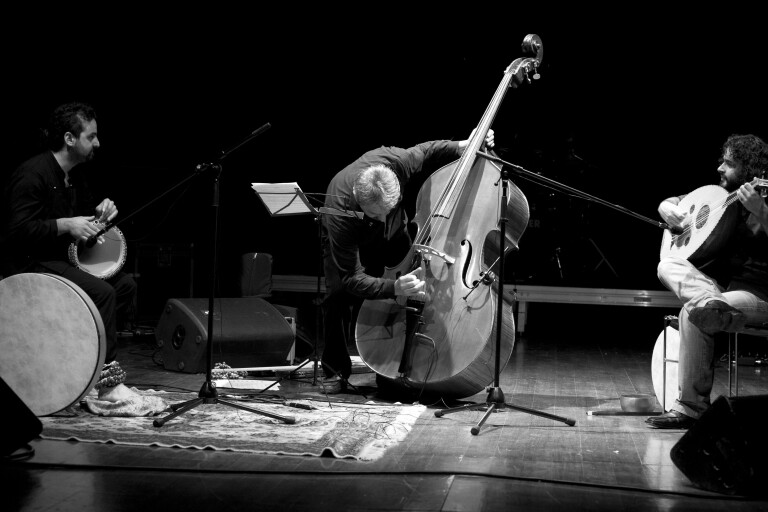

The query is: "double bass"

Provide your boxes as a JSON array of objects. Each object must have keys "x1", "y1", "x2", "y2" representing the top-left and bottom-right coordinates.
[{"x1": 355, "y1": 35, "x2": 544, "y2": 399}]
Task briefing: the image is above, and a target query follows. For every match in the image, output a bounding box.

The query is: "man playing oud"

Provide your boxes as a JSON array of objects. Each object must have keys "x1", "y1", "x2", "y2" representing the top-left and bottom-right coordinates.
[{"x1": 648, "y1": 134, "x2": 768, "y2": 429}]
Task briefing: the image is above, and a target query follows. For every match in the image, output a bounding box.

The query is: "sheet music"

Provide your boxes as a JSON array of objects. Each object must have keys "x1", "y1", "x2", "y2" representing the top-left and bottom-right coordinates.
[{"x1": 251, "y1": 182, "x2": 316, "y2": 216}]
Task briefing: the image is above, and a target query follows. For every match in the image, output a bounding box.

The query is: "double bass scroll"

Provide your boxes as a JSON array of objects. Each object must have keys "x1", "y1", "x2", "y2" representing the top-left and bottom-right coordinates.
[{"x1": 355, "y1": 35, "x2": 544, "y2": 399}]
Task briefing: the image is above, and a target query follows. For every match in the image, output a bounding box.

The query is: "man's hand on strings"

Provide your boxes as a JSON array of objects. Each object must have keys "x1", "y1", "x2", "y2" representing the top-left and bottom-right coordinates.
[
  {"x1": 659, "y1": 200, "x2": 689, "y2": 230},
  {"x1": 459, "y1": 128, "x2": 495, "y2": 153},
  {"x1": 395, "y1": 267, "x2": 425, "y2": 297}
]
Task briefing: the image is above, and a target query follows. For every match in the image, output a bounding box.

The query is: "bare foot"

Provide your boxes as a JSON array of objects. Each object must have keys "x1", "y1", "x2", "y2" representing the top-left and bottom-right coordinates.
[{"x1": 98, "y1": 383, "x2": 140, "y2": 402}]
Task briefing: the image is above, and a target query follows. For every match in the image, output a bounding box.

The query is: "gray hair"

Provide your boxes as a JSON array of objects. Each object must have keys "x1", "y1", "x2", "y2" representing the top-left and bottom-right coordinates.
[{"x1": 353, "y1": 164, "x2": 401, "y2": 210}]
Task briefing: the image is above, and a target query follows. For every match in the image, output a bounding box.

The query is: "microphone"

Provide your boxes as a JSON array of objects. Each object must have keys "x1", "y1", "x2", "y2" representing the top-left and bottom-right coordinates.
[
  {"x1": 251, "y1": 122, "x2": 271, "y2": 137},
  {"x1": 84, "y1": 222, "x2": 111, "y2": 248}
]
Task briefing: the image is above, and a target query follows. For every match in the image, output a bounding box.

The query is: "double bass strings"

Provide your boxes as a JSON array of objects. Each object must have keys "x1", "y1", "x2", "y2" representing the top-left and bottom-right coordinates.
[
  {"x1": 415, "y1": 135, "x2": 507, "y2": 291},
  {"x1": 416, "y1": 70, "x2": 509, "y2": 248},
  {"x1": 415, "y1": 147, "x2": 474, "y2": 247},
  {"x1": 416, "y1": 124, "x2": 500, "y2": 247},
  {"x1": 413, "y1": 58, "x2": 521, "y2": 301}
]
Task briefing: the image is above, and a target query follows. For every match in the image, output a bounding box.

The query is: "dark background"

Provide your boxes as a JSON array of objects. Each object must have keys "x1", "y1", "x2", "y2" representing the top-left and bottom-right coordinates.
[{"x1": 4, "y1": 13, "x2": 767, "y2": 321}]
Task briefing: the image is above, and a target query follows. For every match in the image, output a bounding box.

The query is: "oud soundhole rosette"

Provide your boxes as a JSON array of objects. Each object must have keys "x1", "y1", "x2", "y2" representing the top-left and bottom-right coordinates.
[{"x1": 695, "y1": 205, "x2": 710, "y2": 229}]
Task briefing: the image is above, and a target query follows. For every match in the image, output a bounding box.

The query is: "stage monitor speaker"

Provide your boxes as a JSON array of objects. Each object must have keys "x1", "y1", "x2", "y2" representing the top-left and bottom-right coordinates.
[
  {"x1": 670, "y1": 394, "x2": 768, "y2": 496},
  {"x1": 156, "y1": 297, "x2": 295, "y2": 373},
  {"x1": 0, "y1": 374, "x2": 42, "y2": 457}
]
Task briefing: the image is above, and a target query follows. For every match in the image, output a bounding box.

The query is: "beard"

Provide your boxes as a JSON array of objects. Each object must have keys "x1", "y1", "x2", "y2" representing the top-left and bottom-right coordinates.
[
  {"x1": 69, "y1": 145, "x2": 95, "y2": 164},
  {"x1": 719, "y1": 171, "x2": 745, "y2": 192}
]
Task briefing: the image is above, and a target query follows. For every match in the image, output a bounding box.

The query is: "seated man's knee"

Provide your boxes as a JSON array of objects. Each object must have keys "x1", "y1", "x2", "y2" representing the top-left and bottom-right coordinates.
[{"x1": 657, "y1": 256, "x2": 682, "y2": 280}]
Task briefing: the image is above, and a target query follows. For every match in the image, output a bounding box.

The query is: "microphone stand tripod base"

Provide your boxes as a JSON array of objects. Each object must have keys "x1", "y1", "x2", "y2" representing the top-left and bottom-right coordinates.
[
  {"x1": 151, "y1": 124, "x2": 298, "y2": 428},
  {"x1": 154, "y1": 381, "x2": 296, "y2": 427},
  {"x1": 434, "y1": 386, "x2": 575, "y2": 435},
  {"x1": 434, "y1": 165, "x2": 575, "y2": 435}
]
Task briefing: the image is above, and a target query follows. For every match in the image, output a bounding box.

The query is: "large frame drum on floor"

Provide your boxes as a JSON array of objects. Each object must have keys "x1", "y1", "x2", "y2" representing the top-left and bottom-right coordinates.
[
  {"x1": 0, "y1": 273, "x2": 106, "y2": 416},
  {"x1": 651, "y1": 317, "x2": 679, "y2": 412}
]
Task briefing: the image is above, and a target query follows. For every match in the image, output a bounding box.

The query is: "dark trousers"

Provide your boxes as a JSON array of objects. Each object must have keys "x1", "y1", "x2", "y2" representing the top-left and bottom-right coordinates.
[
  {"x1": 34, "y1": 261, "x2": 137, "y2": 364},
  {"x1": 319, "y1": 229, "x2": 412, "y2": 380},
  {"x1": 320, "y1": 285, "x2": 361, "y2": 379}
]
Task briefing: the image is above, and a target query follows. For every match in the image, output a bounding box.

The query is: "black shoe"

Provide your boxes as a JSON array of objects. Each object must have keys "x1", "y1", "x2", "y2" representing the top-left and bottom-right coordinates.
[
  {"x1": 645, "y1": 410, "x2": 696, "y2": 429},
  {"x1": 320, "y1": 374, "x2": 346, "y2": 394},
  {"x1": 689, "y1": 300, "x2": 747, "y2": 334}
]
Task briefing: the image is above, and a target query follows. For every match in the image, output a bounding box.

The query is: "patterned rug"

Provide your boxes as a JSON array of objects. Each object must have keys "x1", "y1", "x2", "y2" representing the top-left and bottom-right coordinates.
[{"x1": 40, "y1": 389, "x2": 426, "y2": 461}]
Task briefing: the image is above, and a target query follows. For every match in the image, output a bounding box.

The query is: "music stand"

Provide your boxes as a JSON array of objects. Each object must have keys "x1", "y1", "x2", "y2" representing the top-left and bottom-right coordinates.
[{"x1": 251, "y1": 182, "x2": 364, "y2": 396}]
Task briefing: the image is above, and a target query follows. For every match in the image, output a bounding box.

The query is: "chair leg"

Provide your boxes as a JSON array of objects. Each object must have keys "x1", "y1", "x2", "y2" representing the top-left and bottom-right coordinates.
[
  {"x1": 728, "y1": 332, "x2": 740, "y2": 397},
  {"x1": 734, "y1": 333, "x2": 739, "y2": 397},
  {"x1": 662, "y1": 317, "x2": 668, "y2": 411},
  {"x1": 662, "y1": 315, "x2": 678, "y2": 411}
]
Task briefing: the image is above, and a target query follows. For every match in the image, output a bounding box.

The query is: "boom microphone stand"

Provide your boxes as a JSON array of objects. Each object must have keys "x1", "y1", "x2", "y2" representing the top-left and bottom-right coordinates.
[
  {"x1": 476, "y1": 151, "x2": 669, "y2": 231},
  {"x1": 154, "y1": 124, "x2": 295, "y2": 427},
  {"x1": 434, "y1": 165, "x2": 576, "y2": 434},
  {"x1": 435, "y1": 149, "x2": 670, "y2": 434}
]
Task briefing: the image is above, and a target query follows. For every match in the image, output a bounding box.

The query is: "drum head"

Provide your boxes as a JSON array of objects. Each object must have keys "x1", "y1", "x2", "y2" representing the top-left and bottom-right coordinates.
[
  {"x1": 651, "y1": 326, "x2": 679, "y2": 412},
  {"x1": 0, "y1": 273, "x2": 106, "y2": 415},
  {"x1": 72, "y1": 226, "x2": 126, "y2": 279}
]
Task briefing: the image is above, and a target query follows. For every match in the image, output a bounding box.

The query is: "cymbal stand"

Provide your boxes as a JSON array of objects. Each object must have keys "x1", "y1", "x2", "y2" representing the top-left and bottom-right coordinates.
[
  {"x1": 434, "y1": 165, "x2": 576, "y2": 434},
  {"x1": 154, "y1": 124, "x2": 295, "y2": 427}
]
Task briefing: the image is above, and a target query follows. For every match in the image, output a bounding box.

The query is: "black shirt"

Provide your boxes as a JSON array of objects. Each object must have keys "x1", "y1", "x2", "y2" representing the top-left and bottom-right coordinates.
[
  {"x1": 321, "y1": 140, "x2": 461, "y2": 299},
  {"x1": 0, "y1": 152, "x2": 96, "y2": 274},
  {"x1": 725, "y1": 205, "x2": 768, "y2": 301}
]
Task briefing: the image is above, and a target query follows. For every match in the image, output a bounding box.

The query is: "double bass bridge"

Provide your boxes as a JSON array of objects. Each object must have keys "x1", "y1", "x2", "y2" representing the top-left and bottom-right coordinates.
[{"x1": 413, "y1": 244, "x2": 455, "y2": 265}]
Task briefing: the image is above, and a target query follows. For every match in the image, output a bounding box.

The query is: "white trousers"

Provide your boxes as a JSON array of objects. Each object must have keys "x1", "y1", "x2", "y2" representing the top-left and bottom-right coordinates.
[{"x1": 657, "y1": 256, "x2": 768, "y2": 418}]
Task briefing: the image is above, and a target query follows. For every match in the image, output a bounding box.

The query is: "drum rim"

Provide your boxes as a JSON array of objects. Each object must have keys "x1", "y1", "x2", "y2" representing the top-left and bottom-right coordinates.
[
  {"x1": 67, "y1": 225, "x2": 127, "y2": 280},
  {"x1": 651, "y1": 326, "x2": 679, "y2": 413},
  {"x1": 0, "y1": 272, "x2": 106, "y2": 415}
]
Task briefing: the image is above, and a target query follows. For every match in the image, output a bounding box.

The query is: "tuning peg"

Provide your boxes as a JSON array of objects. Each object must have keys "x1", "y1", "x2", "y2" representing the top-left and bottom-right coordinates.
[{"x1": 532, "y1": 64, "x2": 540, "y2": 80}]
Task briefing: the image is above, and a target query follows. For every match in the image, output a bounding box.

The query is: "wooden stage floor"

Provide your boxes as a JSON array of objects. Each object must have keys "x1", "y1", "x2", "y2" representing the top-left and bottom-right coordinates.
[{"x1": 4, "y1": 302, "x2": 768, "y2": 511}]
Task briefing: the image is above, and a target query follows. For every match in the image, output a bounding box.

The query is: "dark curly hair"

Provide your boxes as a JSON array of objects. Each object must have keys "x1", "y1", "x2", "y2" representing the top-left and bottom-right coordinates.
[
  {"x1": 45, "y1": 102, "x2": 97, "y2": 151},
  {"x1": 723, "y1": 134, "x2": 768, "y2": 182}
]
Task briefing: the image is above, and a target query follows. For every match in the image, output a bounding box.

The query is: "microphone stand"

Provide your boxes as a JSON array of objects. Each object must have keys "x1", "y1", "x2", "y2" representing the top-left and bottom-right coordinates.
[
  {"x1": 476, "y1": 151, "x2": 669, "y2": 231},
  {"x1": 85, "y1": 126, "x2": 274, "y2": 246},
  {"x1": 154, "y1": 123, "x2": 296, "y2": 427},
  {"x1": 436, "y1": 150, "x2": 669, "y2": 434},
  {"x1": 434, "y1": 165, "x2": 576, "y2": 434}
]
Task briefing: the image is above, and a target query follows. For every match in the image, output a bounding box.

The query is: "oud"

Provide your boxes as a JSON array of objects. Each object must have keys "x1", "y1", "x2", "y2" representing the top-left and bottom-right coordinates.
[{"x1": 659, "y1": 178, "x2": 768, "y2": 264}]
